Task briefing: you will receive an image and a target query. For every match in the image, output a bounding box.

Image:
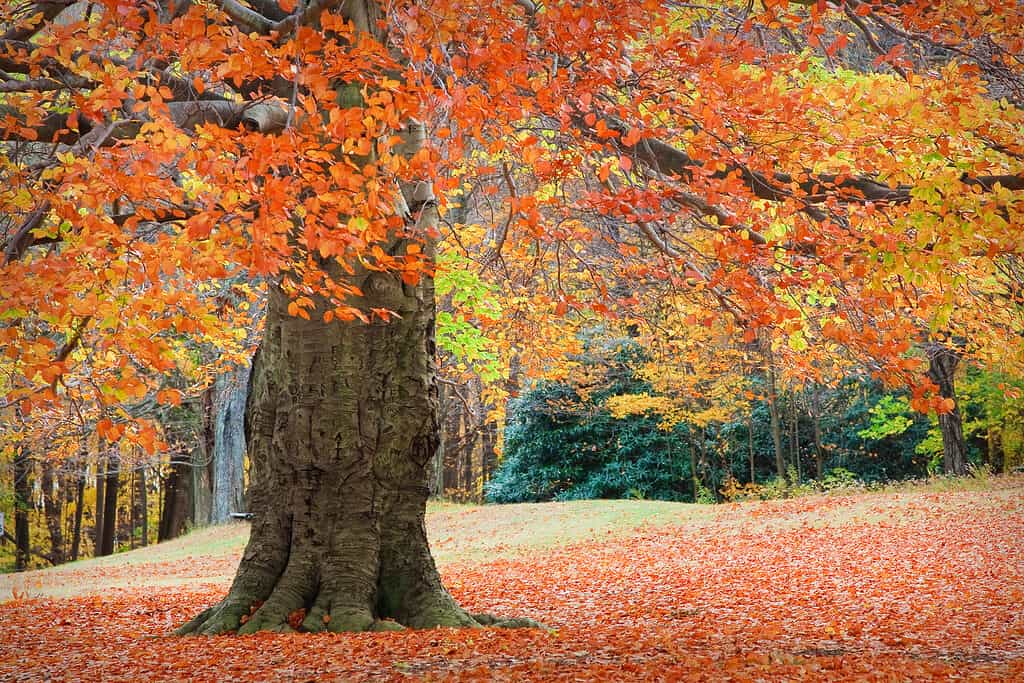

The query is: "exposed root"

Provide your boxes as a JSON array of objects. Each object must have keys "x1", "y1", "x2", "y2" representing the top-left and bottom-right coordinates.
[
  {"x1": 174, "y1": 596, "x2": 256, "y2": 636},
  {"x1": 178, "y1": 596, "x2": 543, "y2": 635},
  {"x1": 472, "y1": 613, "x2": 546, "y2": 629}
]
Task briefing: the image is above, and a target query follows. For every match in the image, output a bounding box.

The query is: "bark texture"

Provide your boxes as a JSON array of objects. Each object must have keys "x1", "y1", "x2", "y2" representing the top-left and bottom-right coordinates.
[
  {"x1": 179, "y1": 253, "x2": 536, "y2": 634},
  {"x1": 158, "y1": 454, "x2": 193, "y2": 542},
  {"x1": 212, "y1": 365, "x2": 249, "y2": 523}
]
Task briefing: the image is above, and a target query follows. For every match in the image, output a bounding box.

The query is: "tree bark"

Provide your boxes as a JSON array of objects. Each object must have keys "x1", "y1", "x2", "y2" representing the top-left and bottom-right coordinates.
[
  {"x1": 159, "y1": 452, "x2": 193, "y2": 542},
  {"x1": 12, "y1": 447, "x2": 31, "y2": 571},
  {"x1": 790, "y1": 398, "x2": 800, "y2": 481},
  {"x1": 192, "y1": 388, "x2": 216, "y2": 526},
  {"x1": 212, "y1": 365, "x2": 249, "y2": 522},
  {"x1": 927, "y1": 344, "x2": 968, "y2": 476},
  {"x1": 179, "y1": 267, "x2": 476, "y2": 633}
]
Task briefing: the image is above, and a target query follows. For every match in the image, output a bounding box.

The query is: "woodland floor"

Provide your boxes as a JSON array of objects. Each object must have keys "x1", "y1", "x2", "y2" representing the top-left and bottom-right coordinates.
[{"x1": 1, "y1": 478, "x2": 1022, "y2": 681}]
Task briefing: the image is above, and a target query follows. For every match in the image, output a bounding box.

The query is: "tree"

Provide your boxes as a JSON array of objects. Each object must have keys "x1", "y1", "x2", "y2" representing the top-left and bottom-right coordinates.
[{"x1": 2, "y1": 0, "x2": 1023, "y2": 633}]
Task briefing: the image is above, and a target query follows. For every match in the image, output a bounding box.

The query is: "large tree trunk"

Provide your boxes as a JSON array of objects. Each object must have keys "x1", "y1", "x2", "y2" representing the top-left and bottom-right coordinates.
[
  {"x1": 178, "y1": 120, "x2": 536, "y2": 634},
  {"x1": 179, "y1": 267, "x2": 508, "y2": 634},
  {"x1": 927, "y1": 343, "x2": 968, "y2": 476}
]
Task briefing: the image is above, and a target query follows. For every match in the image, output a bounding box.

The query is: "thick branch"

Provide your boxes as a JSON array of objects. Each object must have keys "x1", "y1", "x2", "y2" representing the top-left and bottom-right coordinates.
[
  {"x1": 3, "y1": 0, "x2": 77, "y2": 41},
  {"x1": 602, "y1": 117, "x2": 1024, "y2": 207}
]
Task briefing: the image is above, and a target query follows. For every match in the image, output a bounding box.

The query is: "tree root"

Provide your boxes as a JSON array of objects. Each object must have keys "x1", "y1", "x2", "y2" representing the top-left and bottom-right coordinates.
[{"x1": 177, "y1": 596, "x2": 542, "y2": 635}]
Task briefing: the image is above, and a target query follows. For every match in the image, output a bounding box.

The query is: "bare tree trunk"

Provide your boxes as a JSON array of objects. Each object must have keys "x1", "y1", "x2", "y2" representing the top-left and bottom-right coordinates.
[
  {"x1": 764, "y1": 346, "x2": 786, "y2": 480},
  {"x1": 41, "y1": 461, "x2": 65, "y2": 564},
  {"x1": 927, "y1": 343, "x2": 968, "y2": 476},
  {"x1": 93, "y1": 458, "x2": 105, "y2": 555},
  {"x1": 481, "y1": 419, "x2": 498, "y2": 486},
  {"x1": 192, "y1": 389, "x2": 216, "y2": 526},
  {"x1": 790, "y1": 398, "x2": 800, "y2": 481},
  {"x1": 812, "y1": 387, "x2": 824, "y2": 480},
  {"x1": 159, "y1": 451, "x2": 194, "y2": 542},
  {"x1": 138, "y1": 466, "x2": 148, "y2": 547},
  {"x1": 130, "y1": 469, "x2": 137, "y2": 550},
  {"x1": 13, "y1": 447, "x2": 31, "y2": 571},
  {"x1": 212, "y1": 364, "x2": 249, "y2": 522},
  {"x1": 431, "y1": 383, "x2": 447, "y2": 497},
  {"x1": 70, "y1": 472, "x2": 85, "y2": 561},
  {"x1": 99, "y1": 454, "x2": 120, "y2": 556},
  {"x1": 747, "y1": 411, "x2": 756, "y2": 483}
]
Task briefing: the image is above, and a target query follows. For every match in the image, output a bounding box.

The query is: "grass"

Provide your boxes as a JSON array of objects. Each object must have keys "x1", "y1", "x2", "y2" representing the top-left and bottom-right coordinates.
[{"x1": 3, "y1": 473, "x2": 1020, "y2": 601}]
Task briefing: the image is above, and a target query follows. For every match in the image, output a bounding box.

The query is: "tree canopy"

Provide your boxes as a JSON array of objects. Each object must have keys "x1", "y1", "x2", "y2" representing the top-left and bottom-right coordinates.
[{"x1": 1, "y1": 0, "x2": 1023, "y2": 632}]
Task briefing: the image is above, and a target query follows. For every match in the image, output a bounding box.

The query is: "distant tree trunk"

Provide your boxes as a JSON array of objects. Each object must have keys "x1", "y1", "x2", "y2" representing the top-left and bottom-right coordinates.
[
  {"x1": 442, "y1": 399, "x2": 460, "y2": 496},
  {"x1": 41, "y1": 461, "x2": 65, "y2": 565},
  {"x1": 130, "y1": 469, "x2": 137, "y2": 550},
  {"x1": 70, "y1": 472, "x2": 86, "y2": 561},
  {"x1": 987, "y1": 426, "x2": 1003, "y2": 474},
  {"x1": 481, "y1": 419, "x2": 498, "y2": 485},
  {"x1": 689, "y1": 433, "x2": 700, "y2": 501},
  {"x1": 13, "y1": 447, "x2": 31, "y2": 571},
  {"x1": 763, "y1": 346, "x2": 786, "y2": 479},
  {"x1": 138, "y1": 467, "x2": 148, "y2": 547},
  {"x1": 93, "y1": 458, "x2": 105, "y2": 554},
  {"x1": 461, "y1": 407, "x2": 475, "y2": 501},
  {"x1": 431, "y1": 382, "x2": 447, "y2": 497},
  {"x1": 790, "y1": 399, "x2": 800, "y2": 481},
  {"x1": 812, "y1": 388, "x2": 824, "y2": 480},
  {"x1": 927, "y1": 343, "x2": 968, "y2": 476},
  {"x1": 159, "y1": 451, "x2": 194, "y2": 541},
  {"x1": 192, "y1": 388, "x2": 216, "y2": 525},
  {"x1": 747, "y1": 411, "x2": 756, "y2": 483},
  {"x1": 99, "y1": 454, "x2": 120, "y2": 556},
  {"x1": 212, "y1": 365, "x2": 249, "y2": 522}
]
